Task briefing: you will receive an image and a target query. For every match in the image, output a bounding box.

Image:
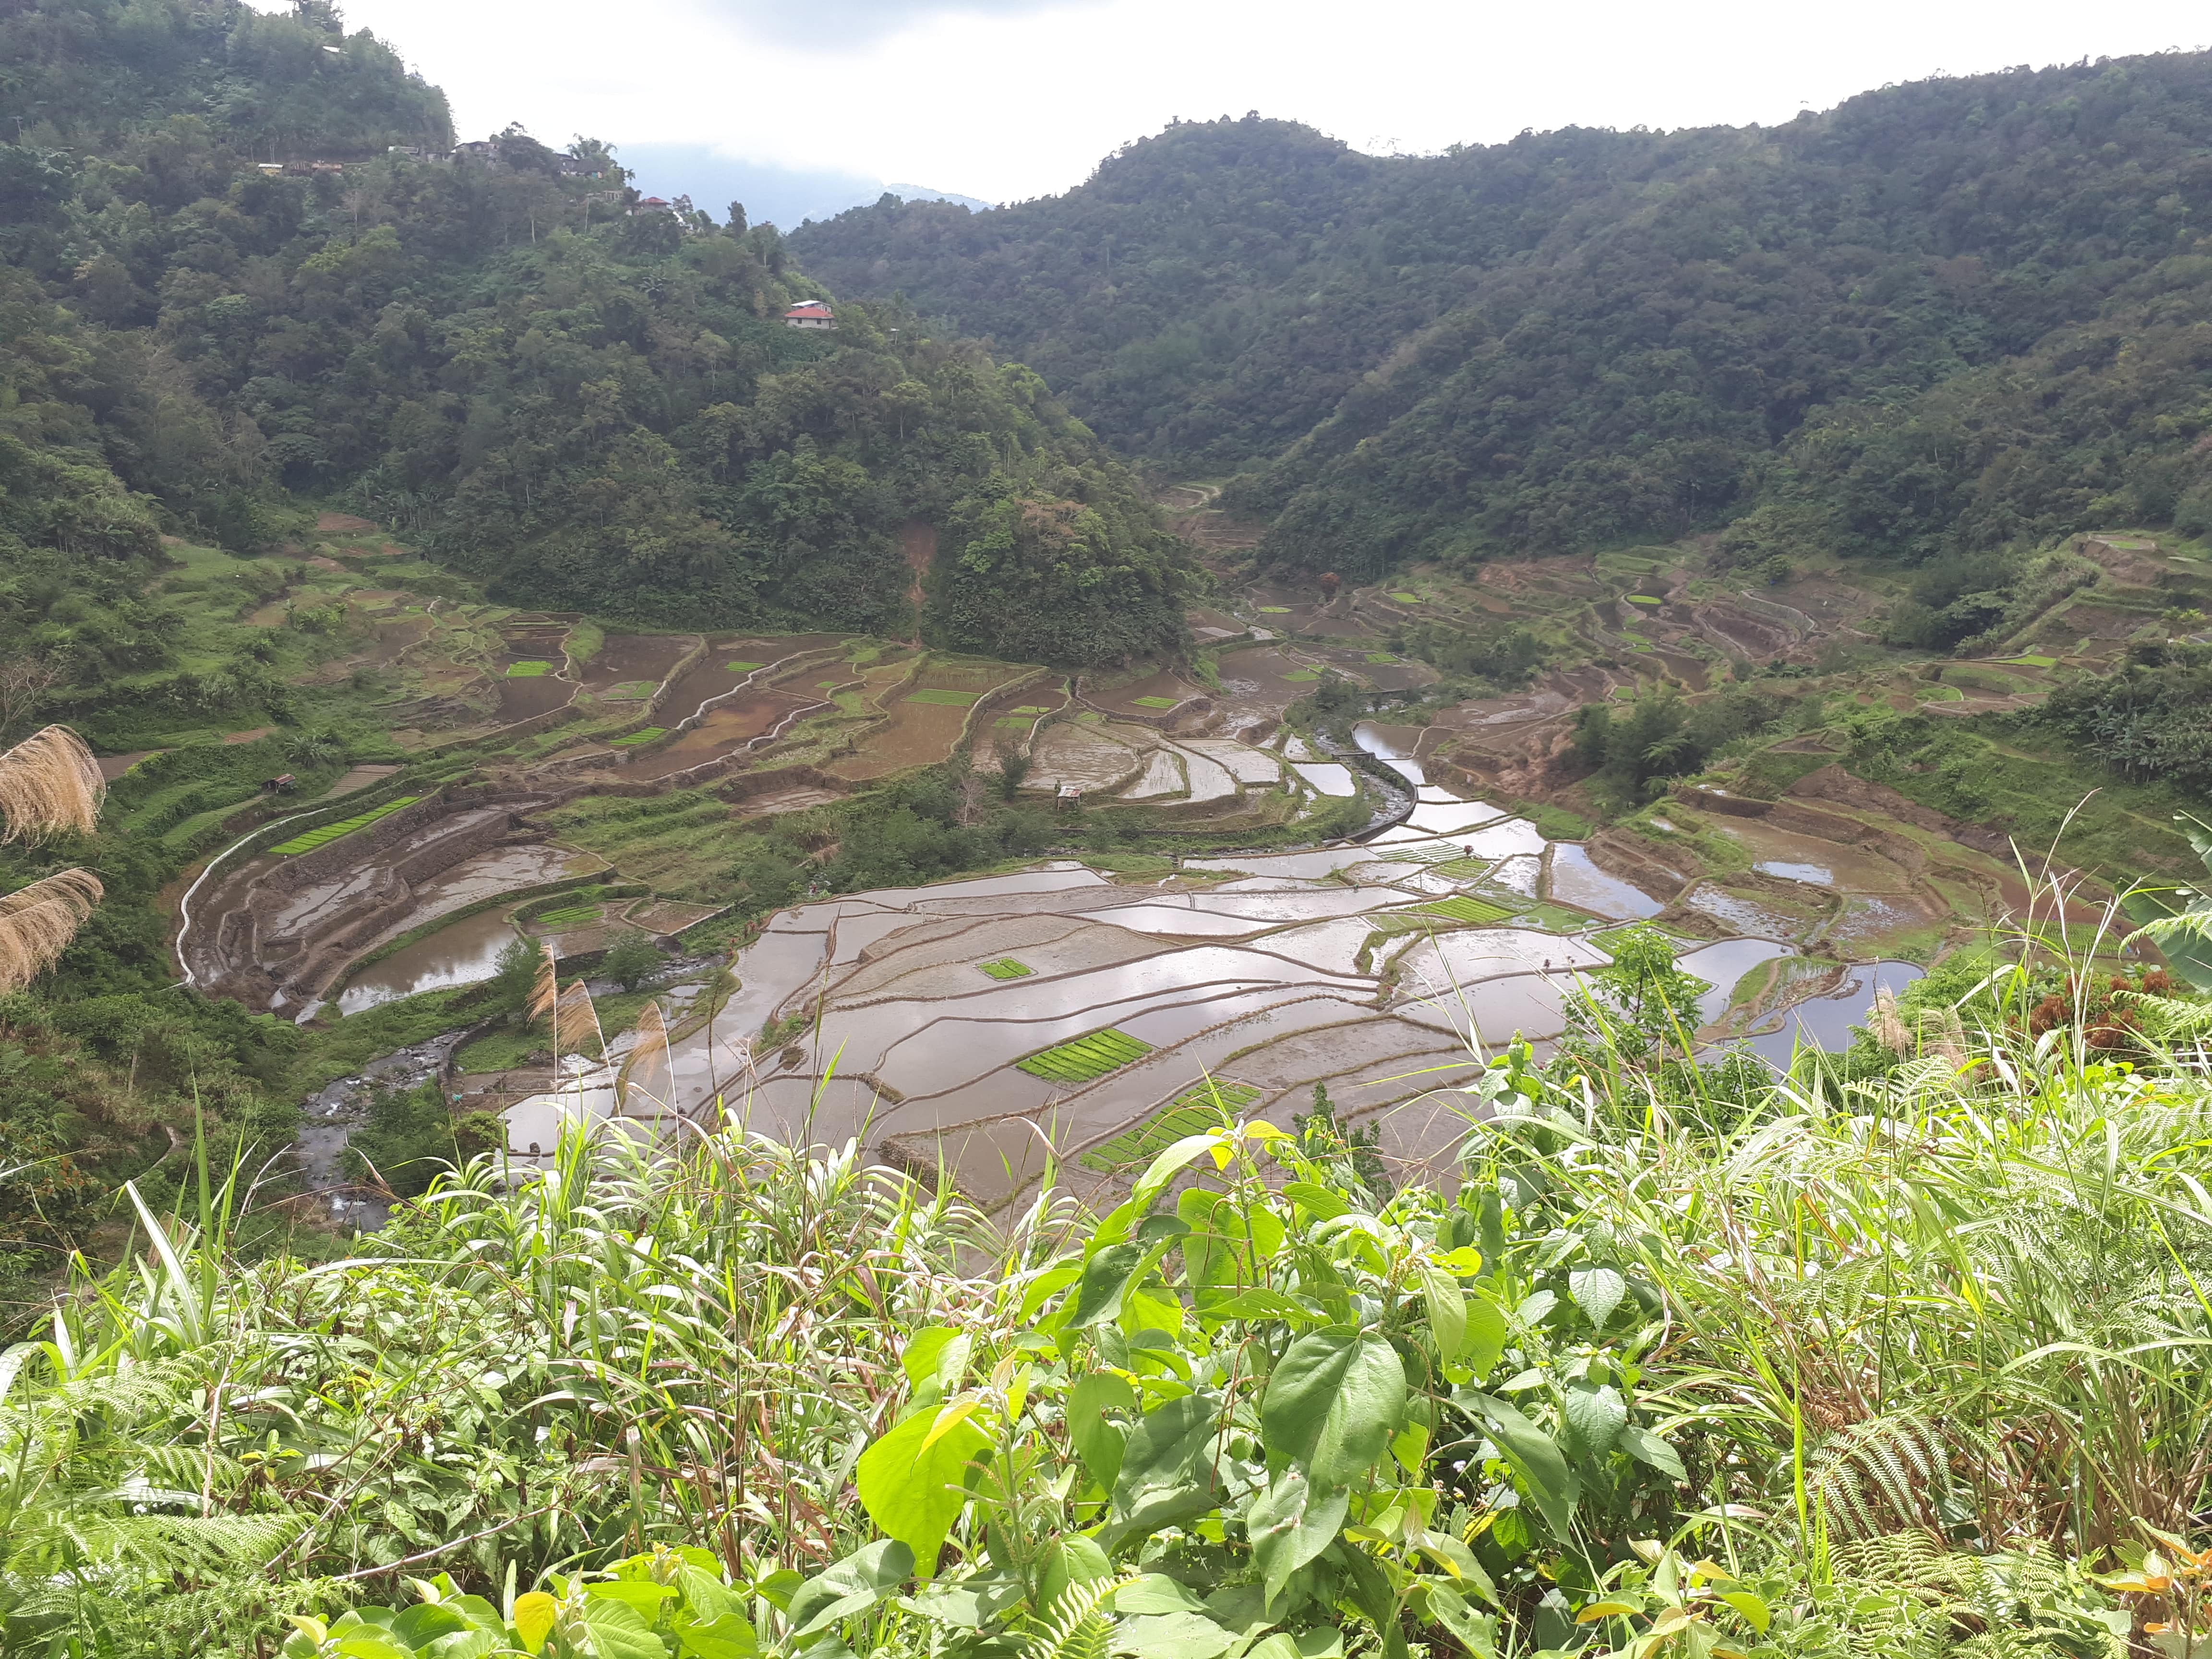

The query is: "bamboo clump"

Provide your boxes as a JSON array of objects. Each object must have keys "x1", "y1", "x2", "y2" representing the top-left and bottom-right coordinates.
[
  {"x1": 0, "y1": 725, "x2": 104, "y2": 843},
  {"x1": 0, "y1": 868, "x2": 103, "y2": 994}
]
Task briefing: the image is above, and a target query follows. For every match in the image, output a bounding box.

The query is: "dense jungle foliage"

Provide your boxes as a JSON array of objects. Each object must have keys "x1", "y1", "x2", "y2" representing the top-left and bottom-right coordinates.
[
  {"x1": 795, "y1": 55, "x2": 2212, "y2": 579},
  {"x1": 0, "y1": 0, "x2": 1192, "y2": 663}
]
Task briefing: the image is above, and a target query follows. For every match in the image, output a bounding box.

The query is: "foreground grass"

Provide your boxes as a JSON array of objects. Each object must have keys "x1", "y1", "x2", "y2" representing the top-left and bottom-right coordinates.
[{"x1": 6, "y1": 966, "x2": 2212, "y2": 1656}]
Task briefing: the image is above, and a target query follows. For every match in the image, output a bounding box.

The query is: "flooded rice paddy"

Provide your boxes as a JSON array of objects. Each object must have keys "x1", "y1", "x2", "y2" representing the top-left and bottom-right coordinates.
[
  {"x1": 336, "y1": 908, "x2": 519, "y2": 1014},
  {"x1": 505, "y1": 769, "x2": 1927, "y2": 1207}
]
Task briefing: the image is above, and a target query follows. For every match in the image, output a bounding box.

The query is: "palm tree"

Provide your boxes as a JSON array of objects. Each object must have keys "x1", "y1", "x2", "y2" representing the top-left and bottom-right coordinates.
[{"x1": 0, "y1": 726, "x2": 104, "y2": 994}]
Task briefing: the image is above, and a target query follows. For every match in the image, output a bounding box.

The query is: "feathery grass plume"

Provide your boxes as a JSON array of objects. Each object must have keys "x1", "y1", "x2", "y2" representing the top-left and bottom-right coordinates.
[
  {"x1": 0, "y1": 724, "x2": 104, "y2": 842},
  {"x1": 0, "y1": 867, "x2": 102, "y2": 992},
  {"x1": 527, "y1": 938, "x2": 559, "y2": 1023},
  {"x1": 621, "y1": 999, "x2": 671, "y2": 1120}
]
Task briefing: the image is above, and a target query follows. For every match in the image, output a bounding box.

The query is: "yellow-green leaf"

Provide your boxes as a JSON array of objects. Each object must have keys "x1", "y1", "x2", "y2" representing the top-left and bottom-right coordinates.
[{"x1": 512, "y1": 1592, "x2": 557, "y2": 1655}]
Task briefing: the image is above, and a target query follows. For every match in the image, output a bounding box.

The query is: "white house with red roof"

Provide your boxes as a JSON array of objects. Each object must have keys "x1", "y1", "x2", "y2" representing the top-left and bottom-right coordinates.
[{"x1": 782, "y1": 300, "x2": 836, "y2": 330}]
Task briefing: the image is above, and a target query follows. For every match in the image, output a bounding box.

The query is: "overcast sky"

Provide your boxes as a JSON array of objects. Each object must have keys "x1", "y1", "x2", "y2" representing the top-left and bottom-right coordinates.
[{"x1": 334, "y1": 0, "x2": 2212, "y2": 205}]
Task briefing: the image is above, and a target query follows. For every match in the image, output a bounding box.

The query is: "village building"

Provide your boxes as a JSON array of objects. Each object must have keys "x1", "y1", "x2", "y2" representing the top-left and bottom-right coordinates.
[{"x1": 782, "y1": 301, "x2": 836, "y2": 330}]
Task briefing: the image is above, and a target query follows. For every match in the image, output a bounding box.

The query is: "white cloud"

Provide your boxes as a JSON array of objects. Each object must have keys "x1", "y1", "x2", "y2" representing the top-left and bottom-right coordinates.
[{"x1": 338, "y1": 0, "x2": 2212, "y2": 205}]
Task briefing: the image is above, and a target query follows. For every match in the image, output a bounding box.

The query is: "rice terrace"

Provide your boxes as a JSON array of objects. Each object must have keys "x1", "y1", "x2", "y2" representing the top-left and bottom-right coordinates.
[{"x1": 11, "y1": 13, "x2": 2212, "y2": 1657}]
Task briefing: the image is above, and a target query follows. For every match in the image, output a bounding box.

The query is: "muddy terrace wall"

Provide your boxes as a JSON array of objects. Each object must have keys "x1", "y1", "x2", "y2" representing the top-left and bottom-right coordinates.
[{"x1": 199, "y1": 787, "x2": 562, "y2": 1009}]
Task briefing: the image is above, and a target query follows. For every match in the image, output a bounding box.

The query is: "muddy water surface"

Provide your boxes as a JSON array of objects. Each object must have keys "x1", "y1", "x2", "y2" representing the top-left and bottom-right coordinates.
[{"x1": 338, "y1": 909, "x2": 519, "y2": 1013}]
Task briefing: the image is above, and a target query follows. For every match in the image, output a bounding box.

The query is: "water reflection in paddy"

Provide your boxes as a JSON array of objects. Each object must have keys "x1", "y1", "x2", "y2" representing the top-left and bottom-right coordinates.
[
  {"x1": 1549, "y1": 844, "x2": 1665, "y2": 920},
  {"x1": 337, "y1": 908, "x2": 519, "y2": 1013},
  {"x1": 1758, "y1": 860, "x2": 1833, "y2": 884},
  {"x1": 1293, "y1": 762, "x2": 1356, "y2": 796},
  {"x1": 1675, "y1": 936, "x2": 1797, "y2": 1024},
  {"x1": 1748, "y1": 960, "x2": 1925, "y2": 1067},
  {"x1": 1351, "y1": 722, "x2": 1428, "y2": 787}
]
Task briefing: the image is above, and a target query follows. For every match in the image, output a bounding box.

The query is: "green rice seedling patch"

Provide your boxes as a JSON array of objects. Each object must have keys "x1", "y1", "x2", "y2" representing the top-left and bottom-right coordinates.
[
  {"x1": 995, "y1": 717, "x2": 1033, "y2": 730},
  {"x1": 1914, "y1": 684, "x2": 1966, "y2": 702},
  {"x1": 1016, "y1": 1027, "x2": 1153, "y2": 1083},
  {"x1": 1081, "y1": 1080, "x2": 1262, "y2": 1172},
  {"x1": 1258, "y1": 605, "x2": 1291, "y2": 613},
  {"x1": 724, "y1": 660, "x2": 765, "y2": 672},
  {"x1": 1625, "y1": 594, "x2": 1663, "y2": 606},
  {"x1": 977, "y1": 957, "x2": 1034, "y2": 980},
  {"x1": 2002, "y1": 655, "x2": 2060, "y2": 668},
  {"x1": 1132, "y1": 696, "x2": 1180, "y2": 709},
  {"x1": 505, "y1": 661, "x2": 552, "y2": 677},
  {"x1": 1379, "y1": 845, "x2": 1461, "y2": 864},
  {"x1": 1388, "y1": 592, "x2": 1419, "y2": 602},
  {"x1": 271, "y1": 795, "x2": 421, "y2": 855},
  {"x1": 1420, "y1": 895, "x2": 1515, "y2": 926},
  {"x1": 603, "y1": 681, "x2": 655, "y2": 700},
  {"x1": 609, "y1": 727, "x2": 665, "y2": 746},
  {"x1": 905, "y1": 688, "x2": 981, "y2": 707},
  {"x1": 1364, "y1": 652, "x2": 1398, "y2": 664},
  {"x1": 534, "y1": 904, "x2": 604, "y2": 929},
  {"x1": 1011, "y1": 705, "x2": 1051, "y2": 715},
  {"x1": 1283, "y1": 670, "x2": 1322, "y2": 683},
  {"x1": 1077, "y1": 711, "x2": 1106, "y2": 724},
  {"x1": 1433, "y1": 856, "x2": 1491, "y2": 880},
  {"x1": 817, "y1": 680, "x2": 843, "y2": 689}
]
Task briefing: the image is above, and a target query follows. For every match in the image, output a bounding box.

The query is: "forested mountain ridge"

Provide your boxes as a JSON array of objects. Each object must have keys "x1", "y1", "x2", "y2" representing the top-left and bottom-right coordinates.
[
  {"x1": 793, "y1": 56, "x2": 2212, "y2": 578},
  {"x1": 0, "y1": 0, "x2": 1192, "y2": 669}
]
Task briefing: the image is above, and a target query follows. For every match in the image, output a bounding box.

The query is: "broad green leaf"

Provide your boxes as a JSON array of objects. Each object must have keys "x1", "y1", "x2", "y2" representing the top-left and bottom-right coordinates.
[
  {"x1": 900, "y1": 1327, "x2": 971, "y2": 1394},
  {"x1": 1460, "y1": 1390, "x2": 1579, "y2": 1540},
  {"x1": 786, "y1": 1539, "x2": 916, "y2": 1635},
  {"x1": 1715, "y1": 1589, "x2": 1772, "y2": 1633},
  {"x1": 1068, "y1": 1370, "x2": 1137, "y2": 1489},
  {"x1": 1413, "y1": 1532, "x2": 1497, "y2": 1603},
  {"x1": 579, "y1": 1599, "x2": 671, "y2": 1659},
  {"x1": 1567, "y1": 1266, "x2": 1627, "y2": 1329},
  {"x1": 1109, "y1": 1611, "x2": 1236, "y2": 1659},
  {"x1": 1115, "y1": 1574, "x2": 1211, "y2": 1614},
  {"x1": 1282, "y1": 1181, "x2": 1351, "y2": 1221},
  {"x1": 1133, "y1": 1132, "x2": 1224, "y2": 1209},
  {"x1": 1018, "y1": 1263, "x2": 1082, "y2": 1322},
  {"x1": 390, "y1": 1603, "x2": 471, "y2": 1646},
  {"x1": 1068, "y1": 1242, "x2": 1146, "y2": 1327},
  {"x1": 587, "y1": 1582, "x2": 678, "y2": 1616},
  {"x1": 855, "y1": 1406, "x2": 992, "y2": 1577},
  {"x1": 1248, "y1": 1467, "x2": 1351, "y2": 1605},
  {"x1": 1195, "y1": 1287, "x2": 1313, "y2": 1323},
  {"x1": 1620, "y1": 1423, "x2": 1687, "y2": 1480},
  {"x1": 1260, "y1": 1329, "x2": 1407, "y2": 1488},
  {"x1": 511, "y1": 1592, "x2": 557, "y2": 1655},
  {"x1": 1561, "y1": 1382, "x2": 1628, "y2": 1459},
  {"x1": 1112, "y1": 1391, "x2": 1221, "y2": 1515},
  {"x1": 1036, "y1": 1534, "x2": 1113, "y2": 1616},
  {"x1": 1462, "y1": 1289, "x2": 1508, "y2": 1382},
  {"x1": 1420, "y1": 1262, "x2": 1466, "y2": 1365},
  {"x1": 673, "y1": 1612, "x2": 760, "y2": 1659},
  {"x1": 332, "y1": 1640, "x2": 409, "y2": 1659},
  {"x1": 1426, "y1": 1584, "x2": 1499, "y2": 1656}
]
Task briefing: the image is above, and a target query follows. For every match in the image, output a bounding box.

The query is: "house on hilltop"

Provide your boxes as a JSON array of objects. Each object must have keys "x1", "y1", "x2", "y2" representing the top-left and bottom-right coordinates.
[{"x1": 782, "y1": 301, "x2": 835, "y2": 330}]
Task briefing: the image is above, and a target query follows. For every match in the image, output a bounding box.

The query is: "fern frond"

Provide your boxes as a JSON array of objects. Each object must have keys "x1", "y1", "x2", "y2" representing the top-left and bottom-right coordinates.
[{"x1": 1020, "y1": 1571, "x2": 1133, "y2": 1659}]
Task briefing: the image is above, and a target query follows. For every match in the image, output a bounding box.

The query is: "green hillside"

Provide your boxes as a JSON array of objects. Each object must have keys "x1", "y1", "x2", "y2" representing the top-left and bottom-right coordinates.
[
  {"x1": 793, "y1": 57, "x2": 2212, "y2": 579},
  {"x1": 0, "y1": 0, "x2": 1192, "y2": 666}
]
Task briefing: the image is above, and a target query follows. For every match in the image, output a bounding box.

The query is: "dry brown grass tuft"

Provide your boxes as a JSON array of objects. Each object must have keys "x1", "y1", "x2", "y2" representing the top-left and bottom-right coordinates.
[
  {"x1": 0, "y1": 726, "x2": 104, "y2": 843},
  {"x1": 0, "y1": 868, "x2": 103, "y2": 992}
]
